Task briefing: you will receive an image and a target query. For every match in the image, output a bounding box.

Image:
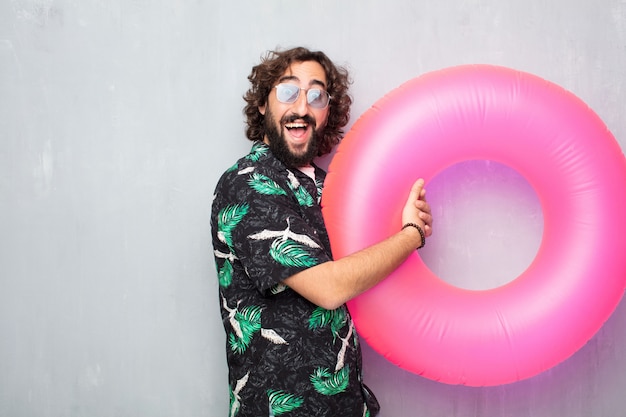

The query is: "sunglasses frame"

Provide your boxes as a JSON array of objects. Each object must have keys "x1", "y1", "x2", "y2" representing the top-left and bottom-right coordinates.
[{"x1": 273, "y1": 83, "x2": 332, "y2": 109}]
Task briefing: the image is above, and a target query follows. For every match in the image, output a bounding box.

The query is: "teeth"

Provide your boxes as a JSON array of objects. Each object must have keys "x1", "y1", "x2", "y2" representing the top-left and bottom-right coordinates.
[{"x1": 285, "y1": 122, "x2": 308, "y2": 129}]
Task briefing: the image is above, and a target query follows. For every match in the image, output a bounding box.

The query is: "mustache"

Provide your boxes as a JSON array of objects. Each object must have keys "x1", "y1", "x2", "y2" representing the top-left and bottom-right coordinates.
[{"x1": 282, "y1": 114, "x2": 316, "y2": 127}]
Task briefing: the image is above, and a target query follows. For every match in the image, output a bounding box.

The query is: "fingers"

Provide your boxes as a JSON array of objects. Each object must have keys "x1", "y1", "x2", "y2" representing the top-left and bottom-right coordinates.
[
  {"x1": 403, "y1": 179, "x2": 428, "y2": 230},
  {"x1": 415, "y1": 199, "x2": 433, "y2": 236},
  {"x1": 420, "y1": 212, "x2": 433, "y2": 237}
]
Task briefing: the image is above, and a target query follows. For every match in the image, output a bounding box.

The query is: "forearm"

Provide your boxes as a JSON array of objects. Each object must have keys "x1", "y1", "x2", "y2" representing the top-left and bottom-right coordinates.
[{"x1": 283, "y1": 226, "x2": 423, "y2": 310}]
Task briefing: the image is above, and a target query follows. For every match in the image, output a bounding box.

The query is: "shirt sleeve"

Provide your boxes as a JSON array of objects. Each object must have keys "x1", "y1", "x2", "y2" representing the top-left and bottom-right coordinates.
[{"x1": 224, "y1": 168, "x2": 332, "y2": 294}]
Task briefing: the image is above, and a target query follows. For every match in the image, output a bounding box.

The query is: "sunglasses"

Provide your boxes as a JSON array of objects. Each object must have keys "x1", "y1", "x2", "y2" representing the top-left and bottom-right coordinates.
[{"x1": 273, "y1": 83, "x2": 332, "y2": 109}]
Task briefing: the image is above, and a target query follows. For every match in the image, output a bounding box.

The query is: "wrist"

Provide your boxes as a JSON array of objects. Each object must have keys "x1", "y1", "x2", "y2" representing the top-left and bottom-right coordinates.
[{"x1": 402, "y1": 223, "x2": 426, "y2": 250}]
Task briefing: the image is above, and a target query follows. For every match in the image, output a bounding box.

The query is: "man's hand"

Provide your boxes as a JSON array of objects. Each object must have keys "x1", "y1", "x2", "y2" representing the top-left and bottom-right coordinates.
[{"x1": 402, "y1": 179, "x2": 433, "y2": 237}]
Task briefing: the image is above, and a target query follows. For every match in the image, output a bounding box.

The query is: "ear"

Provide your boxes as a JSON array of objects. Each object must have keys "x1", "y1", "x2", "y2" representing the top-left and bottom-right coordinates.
[{"x1": 258, "y1": 104, "x2": 266, "y2": 115}]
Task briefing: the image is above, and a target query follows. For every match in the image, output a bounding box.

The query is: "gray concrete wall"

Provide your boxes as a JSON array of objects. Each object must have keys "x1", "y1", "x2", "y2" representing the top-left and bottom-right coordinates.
[{"x1": 1, "y1": 1, "x2": 624, "y2": 416}]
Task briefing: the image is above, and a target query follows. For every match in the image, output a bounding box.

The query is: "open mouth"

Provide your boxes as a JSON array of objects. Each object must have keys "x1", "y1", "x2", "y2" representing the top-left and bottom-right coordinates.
[{"x1": 284, "y1": 121, "x2": 310, "y2": 138}]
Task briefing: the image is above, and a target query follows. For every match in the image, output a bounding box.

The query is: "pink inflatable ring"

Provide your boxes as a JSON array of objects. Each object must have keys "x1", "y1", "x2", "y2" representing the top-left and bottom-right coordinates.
[{"x1": 321, "y1": 65, "x2": 626, "y2": 386}]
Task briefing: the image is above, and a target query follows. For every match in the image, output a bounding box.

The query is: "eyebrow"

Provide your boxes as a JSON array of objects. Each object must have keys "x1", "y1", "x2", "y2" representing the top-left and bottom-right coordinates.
[{"x1": 278, "y1": 75, "x2": 327, "y2": 89}]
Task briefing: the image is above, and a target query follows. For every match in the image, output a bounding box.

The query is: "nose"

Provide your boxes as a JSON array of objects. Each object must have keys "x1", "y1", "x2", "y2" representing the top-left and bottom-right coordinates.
[{"x1": 291, "y1": 90, "x2": 309, "y2": 114}]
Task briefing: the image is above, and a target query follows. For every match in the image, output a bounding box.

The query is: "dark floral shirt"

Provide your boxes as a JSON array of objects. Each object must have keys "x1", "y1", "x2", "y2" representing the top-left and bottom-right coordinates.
[{"x1": 211, "y1": 142, "x2": 380, "y2": 417}]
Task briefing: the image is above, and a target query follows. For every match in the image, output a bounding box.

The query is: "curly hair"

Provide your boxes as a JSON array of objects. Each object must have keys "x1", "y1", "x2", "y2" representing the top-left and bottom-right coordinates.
[{"x1": 243, "y1": 47, "x2": 353, "y2": 157}]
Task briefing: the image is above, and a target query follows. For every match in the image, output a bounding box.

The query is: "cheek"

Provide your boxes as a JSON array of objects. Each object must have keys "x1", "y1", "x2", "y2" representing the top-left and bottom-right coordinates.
[{"x1": 315, "y1": 110, "x2": 330, "y2": 128}]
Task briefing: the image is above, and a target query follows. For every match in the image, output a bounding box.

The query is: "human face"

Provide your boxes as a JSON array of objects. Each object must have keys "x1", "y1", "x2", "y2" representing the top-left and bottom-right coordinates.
[{"x1": 259, "y1": 61, "x2": 330, "y2": 167}]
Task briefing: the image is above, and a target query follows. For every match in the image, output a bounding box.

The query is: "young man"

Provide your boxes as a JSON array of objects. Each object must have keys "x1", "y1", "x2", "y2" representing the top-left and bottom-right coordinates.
[{"x1": 211, "y1": 47, "x2": 432, "y2": 417}]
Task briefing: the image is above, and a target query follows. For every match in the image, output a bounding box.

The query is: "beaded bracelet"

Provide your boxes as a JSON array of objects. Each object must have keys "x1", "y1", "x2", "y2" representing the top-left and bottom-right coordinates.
[{"x1": 402, "y1": 222, "x2": 426, "y2": 250}]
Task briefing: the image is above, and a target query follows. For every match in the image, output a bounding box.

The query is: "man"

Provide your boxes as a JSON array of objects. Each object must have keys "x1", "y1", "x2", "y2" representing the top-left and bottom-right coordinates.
[{"x1": 211, "y1": 47, "x2": 432, "y2": 417}]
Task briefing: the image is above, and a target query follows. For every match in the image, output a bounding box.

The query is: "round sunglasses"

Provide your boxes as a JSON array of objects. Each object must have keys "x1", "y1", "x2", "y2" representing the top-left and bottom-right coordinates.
[{"x1": 273, "y1": 83, "x2": 332, "y2": 109}]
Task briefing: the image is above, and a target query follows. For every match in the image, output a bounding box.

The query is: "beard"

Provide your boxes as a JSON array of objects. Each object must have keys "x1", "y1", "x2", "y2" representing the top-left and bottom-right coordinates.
[{"x1": 264, "y1": 109, "x2": 320, "y2": 168}]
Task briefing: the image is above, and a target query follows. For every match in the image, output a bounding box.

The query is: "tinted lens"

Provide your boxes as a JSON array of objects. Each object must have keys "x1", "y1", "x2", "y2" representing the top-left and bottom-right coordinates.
[
  {"x1": 274, "y1": 84, "x2": 330, "y2": 108},
  {"x1": 275, "y1": 84, "x2": 300, "y2": 103},
  {"x1": 306, "y1": 89, "x2": 329, "y2": 108}
]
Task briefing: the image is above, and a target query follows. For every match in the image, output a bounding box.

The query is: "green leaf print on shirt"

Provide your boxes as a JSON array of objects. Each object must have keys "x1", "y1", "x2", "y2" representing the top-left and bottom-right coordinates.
[
  {"x1": 217, "y1": 203, "x2": 249, "y2": 250},
  {"x1": 213, "y1": 248, "x2": 237, "y2": 288},
  {"x1": 248, "y1": 172, "x2": 288, "y2": 196},
  {"x1": 310, "y1": 366, "x2": 350, "y2": 396},
  {"x1": 246, "y1": 142, "x2": 268, "y2": 162},
  {"x1": 291, "y1": 185, "x2": 314, "y2": 207},
  {"x1": 228, "y1": 305, "x2": 262, "y2": 354},
  {"x1": 286, "y1": 170, "x2": 314, "y2": 207},
  {"x1": 217, "y1": 258, "x2": 233, "y2": 288},
  {"x1": 309, "y1": 307, "x2": 347, "y2": 341},
  {"x1": 269, "y1": 239, "x2": 318, "y2": 268},
  {"x1": 223, "y1": 298, "x2": 288, "y2": 354},
  {"x1": 267, "y1": 389, "x2": 304, "y2": 416}
]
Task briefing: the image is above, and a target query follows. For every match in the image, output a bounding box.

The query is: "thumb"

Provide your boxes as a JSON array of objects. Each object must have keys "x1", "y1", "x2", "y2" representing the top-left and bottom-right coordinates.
[
  {"x1": 402, "y1": 178, "x2": 425, "y2": 225},
  {"x1": 409, "y1": 179, "x2": 425, "y2": 202}
]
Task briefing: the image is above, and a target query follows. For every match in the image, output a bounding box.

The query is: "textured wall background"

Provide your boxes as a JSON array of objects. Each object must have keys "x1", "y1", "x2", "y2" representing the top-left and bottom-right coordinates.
[{"x1": 1, "y1": 1, "x2": 625, "y2": 416}]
